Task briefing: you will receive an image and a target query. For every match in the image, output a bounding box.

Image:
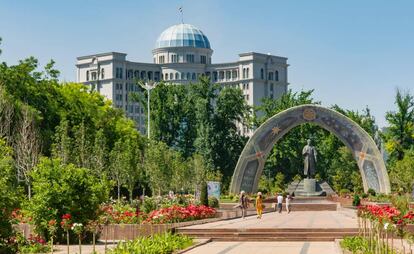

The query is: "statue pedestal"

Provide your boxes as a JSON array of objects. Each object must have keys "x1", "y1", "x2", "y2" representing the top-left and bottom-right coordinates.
[{"x1": 303, "y1": 178, "x2": 316, "y2": 193}]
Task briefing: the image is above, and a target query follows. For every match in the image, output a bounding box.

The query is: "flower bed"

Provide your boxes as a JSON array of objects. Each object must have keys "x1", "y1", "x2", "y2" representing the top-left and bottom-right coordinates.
[
  {"x1": 349, "y1": 204, "x2": 414, "y2": 253},
  {"x1": 100, "y1": 204, "x2": 216, "y2": 225}
]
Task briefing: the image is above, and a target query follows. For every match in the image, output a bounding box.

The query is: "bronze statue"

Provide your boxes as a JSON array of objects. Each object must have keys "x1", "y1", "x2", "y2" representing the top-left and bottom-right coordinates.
[{"x1": 302, "y1": 139, "x2": 317, "y2": 179}]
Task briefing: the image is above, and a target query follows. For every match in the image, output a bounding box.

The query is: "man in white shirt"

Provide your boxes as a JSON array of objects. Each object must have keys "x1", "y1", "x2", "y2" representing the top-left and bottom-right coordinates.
[{"x1": 276, "y1": 193, "x2": 283, "y2": 213}]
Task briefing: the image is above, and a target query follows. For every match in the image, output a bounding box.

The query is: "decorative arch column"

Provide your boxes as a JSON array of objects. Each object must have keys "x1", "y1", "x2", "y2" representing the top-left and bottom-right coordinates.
[{"x1": 230, "y1": 104, "x2": 390, "y2": 194}]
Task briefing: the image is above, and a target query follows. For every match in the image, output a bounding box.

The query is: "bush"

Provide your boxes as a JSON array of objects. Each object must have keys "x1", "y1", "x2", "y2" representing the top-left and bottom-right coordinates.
[
  {"x1": 208, "y1": 197, "x2": 219, "y2": 208},
  {"x1": 352, "y1": 194, "x2": 361, "y2": 206},
  {"x1": 200, "y1": 182, "x2": 208, "y2": 207},
  {"x1": 109, "y1": 232, "x2": 192, "y2": 254},
  {"x1": 0, "y1": 139, "x2": 19, "y2": 253},
  {"x1": 340, "y1": 236, "x2": 370, "y2": 253},
  {"x1": 361, "y1": 193, "x2": 368, "y2": 199},
  {"x1": 367, "y1": 188, "x2": 376, "y2": 196},
  {"x1": 339, "y1": 189, "x2": 350, "y2": 197},
  {"x1": 25, "y1": 158, "x2": 110, "y2": 242}
]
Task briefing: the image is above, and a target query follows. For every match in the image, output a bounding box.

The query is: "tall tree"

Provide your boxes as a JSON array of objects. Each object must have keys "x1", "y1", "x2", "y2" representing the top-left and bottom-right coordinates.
[
  {"x1": 90, "y1": 129, "x2": 108, "y2": 179},
  {"x1": 51, "y1": 118, "x2": 72, "y2": 165},
  {"x1": 14, "y1": 105, "x2": 40, "y2": 199},
  {"x1": 72, "y1": 121, "x2": 92, "y2": 168},
  {"x1": 384, "y1": 89, "x2": 414, "y2": 160}
]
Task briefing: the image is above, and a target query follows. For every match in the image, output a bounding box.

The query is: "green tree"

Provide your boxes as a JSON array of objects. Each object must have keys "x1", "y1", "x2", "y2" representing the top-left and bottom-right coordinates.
[
  {"x1": 51, "y1": 118, "x2": 72, "y2": 165},
  {"x1": 389, "y1": 150, "x2": 414, "y2": 192},
  {"x1": 26, "y1": 157, "x2": 109, "y2": 241},
  {"x1": 0, "y1": 138, "x2": 19, "y2": 253},
  {"x1": 384, "y1": 89, "x2": 414, "y2": 161},
  {"x1": 330, "y1": 147, "x2": 362, "y2": 193}
]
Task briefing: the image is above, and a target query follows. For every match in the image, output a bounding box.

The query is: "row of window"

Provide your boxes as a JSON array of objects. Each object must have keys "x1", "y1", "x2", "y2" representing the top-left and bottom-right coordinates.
[
  {"x1": 163, "y1": 72, "x2": 199, "y2": 81},
  {"x1": 157, "y1": 54, "x2": 209, "y2": 64},
  {"x1": 260, "y1": 69, "x2": 280, "y2": 81},
  {"x1": 115, "y1": 68, "x2": 160, "y2": 81},
  {"x1": 86, "y1": 68, "x2": 105, "y2": 81}
]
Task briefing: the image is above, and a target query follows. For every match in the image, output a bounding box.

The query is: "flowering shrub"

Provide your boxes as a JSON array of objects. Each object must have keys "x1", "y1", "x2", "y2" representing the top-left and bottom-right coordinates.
[
  {"x1": 16, "y1": 233, "x2": 50, "y2": 253},
  {"x1": 99, "y1": 203, "x2": 216, "y2": 224},
  {"x1": 354, "y1": 204, "x2": 414, "y2": 253},
  {"x1": 144, "y1": 205, "x2": 216, "y2": 224}
]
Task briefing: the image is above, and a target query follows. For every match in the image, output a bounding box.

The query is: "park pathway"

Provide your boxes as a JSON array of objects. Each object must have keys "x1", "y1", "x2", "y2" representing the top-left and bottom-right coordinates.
[{"x1": 178, "y1": 208, "x2": 358, "y2": 253}]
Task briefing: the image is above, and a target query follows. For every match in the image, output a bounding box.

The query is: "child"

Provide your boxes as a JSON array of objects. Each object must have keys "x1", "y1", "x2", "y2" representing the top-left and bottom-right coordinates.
[{"x1": 256, "y1": 192, "x2": 263, "y2": 219}]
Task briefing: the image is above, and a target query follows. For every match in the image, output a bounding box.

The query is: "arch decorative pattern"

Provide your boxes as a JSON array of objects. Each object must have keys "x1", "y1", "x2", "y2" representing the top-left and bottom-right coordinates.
[{"x1": 230, "y1": 104, "x2": 390, "y2": 194}]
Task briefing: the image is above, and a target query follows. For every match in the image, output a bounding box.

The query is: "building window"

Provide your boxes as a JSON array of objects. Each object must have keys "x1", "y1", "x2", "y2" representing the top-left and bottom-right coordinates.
[
  {"x1": 101, "y1": 68, "x2": 104, "y2": 79},
  {"x1": 186, "y1": 72, "x2": 191, "y2": 80},
  {"x1": 134, "y1": 70, "x2": 139, "y2": 79},
  {"x1": 246, "y1": 68, "x2": 249, "y2": 78},
  {"x1": 140, "y1": 71, "x2": 146, "y2": 80},
  {"x1": 170, "y1": 73, "x2": 173, "y2": 80},
  {"x1": 171, "y1": 54, "x2": 178, "y2": 63},
  {"x1": 181, "y1": 72, "x2": 185, "y2": 80},
  {"x1": 213, "y1": 71, "x2": 218, "y2": 81},
  {"x1": 159, "y1": 55, "x2": 165, "y2": 64},
  {"x1": 260, "y1": 68, "x2": 264, "y2": 79},
  {"x1": 86, "y1": 70, "x2": 89, "y2": 81},
  {"x1": 219, "y1": 71, "x2": 224, "y2": 80},
  {"x1": 148, "y1": 71, "x2": 153, "y2": 80},
  {"x1": 186, "y1": 54, "x2": 194, "y2": 63},
  {"x1": 200, "y1": 55, "x2": 206, "y2": 64},
  {"x1": 232, "y1": 70, "x2": 238, "y2": 79},
  {"x1": 275, "y1": 70, "x2": 279, "y2": 81},
  {"x1": 175, "y1": 72, "x2": 179, "y2": 80},
  {"x1": 226, "y1": 71, "x2": 231, "y2": 80},
  {"x1": 192, "y1": 73, "x2": 196, "y2": 80},
  {"x1": 268, "y1": 72, "x2": 273, "y2": 80},
  {"x1": 91, "y1": 72, "x2": 97, "y2": 80}
]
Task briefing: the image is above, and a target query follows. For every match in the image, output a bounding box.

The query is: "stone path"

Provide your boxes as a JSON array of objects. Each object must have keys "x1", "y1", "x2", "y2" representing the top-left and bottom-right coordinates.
[
  {"x1": 52, "y1": 243, "x2": 117, "y2": 254},
  {"x1": 181, "y1": 209, "x2": 358, "y2": 230},
  {"x1": 185, "y1": 241, "x2": 341, "y2": 254}
]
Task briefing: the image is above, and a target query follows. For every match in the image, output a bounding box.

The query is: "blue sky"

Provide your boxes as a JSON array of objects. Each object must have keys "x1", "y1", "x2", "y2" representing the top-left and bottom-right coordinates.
[{"x1": 0, "y1": 0, "x2": 413, "y2": 127}]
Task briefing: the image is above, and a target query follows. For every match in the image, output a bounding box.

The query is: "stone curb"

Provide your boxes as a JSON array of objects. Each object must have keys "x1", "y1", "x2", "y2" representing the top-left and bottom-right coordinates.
[{"x1": 175, "y1": 238, "x2": 212, "y2": 254}]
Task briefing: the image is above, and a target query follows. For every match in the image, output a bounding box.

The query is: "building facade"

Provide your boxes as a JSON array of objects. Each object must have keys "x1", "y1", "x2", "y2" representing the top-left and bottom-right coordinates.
[{"x1": 76, "y1": 23, "x2": 289, "y2": 135}]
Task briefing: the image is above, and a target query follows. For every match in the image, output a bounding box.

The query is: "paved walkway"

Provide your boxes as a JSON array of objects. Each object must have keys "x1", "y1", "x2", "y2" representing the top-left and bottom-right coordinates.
[
  {"x1": 186, "y1": 241, "x2": 341, "y2": 254},
  {"x1": 182, "y1": 209, "x2": 358, "y2": 230}
]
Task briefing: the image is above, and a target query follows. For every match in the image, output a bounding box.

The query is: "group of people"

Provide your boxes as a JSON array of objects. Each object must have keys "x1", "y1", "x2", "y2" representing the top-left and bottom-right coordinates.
[{"x1": 236, "y1": 191, "x2": 293, "y2": 219}]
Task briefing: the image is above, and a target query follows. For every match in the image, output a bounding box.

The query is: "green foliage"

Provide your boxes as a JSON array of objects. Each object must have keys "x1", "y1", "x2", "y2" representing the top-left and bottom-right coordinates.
[
  {"x1": 25, "y1": 158, "x2": 110, "y2": 241},
  {"x1": 384, "y1": 89, "x2": 414, "y2": 161},
  {"x1": 146, "y1": 78, "x2": 250, "y2": 185},
  {"x1": 144, "y1": 140, "x2": 192, "y2": 195},
  {"x1": 367, "y1": 188, "x2": 376, "y2": 196},
  {"x1": 341, "y1": 236, "x2": 397, "y2": 254},
  {"x1": 340, "y1": 236, "x2": 371, "y2": 253},
  {"x1": 109, "y1": 232, "x2": 193, "y2": 254},
  {"x1": 389, "y1": 150, "x2": 414, "y2": 193},
  {"x1": 339, "y1": 189, "x2": 351, "y2": 197},
  {"x1": 200, "y1": 181, "x2": 208, "y2": 206},
  {"x1": 330, "y1": 147, "x2": 362, "y2": 193},
  {"x1": 352, "y1": 194, "x2": 361, "y2": 206},
  {"x1": 0, "y1": 139, "x2": 19, "y2": 253},
  {"x1": 391, "y1": 194, "x2": 410, "y2": 215},
  {"x1": 208, "y1": 196, "x2": 219, "y2": 208}
]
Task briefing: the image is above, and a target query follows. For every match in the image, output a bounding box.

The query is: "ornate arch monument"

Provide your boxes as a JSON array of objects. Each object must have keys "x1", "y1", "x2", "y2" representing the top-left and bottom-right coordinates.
[{"x1": 230, "y1": 104, "x2": 391, "y2": 194}]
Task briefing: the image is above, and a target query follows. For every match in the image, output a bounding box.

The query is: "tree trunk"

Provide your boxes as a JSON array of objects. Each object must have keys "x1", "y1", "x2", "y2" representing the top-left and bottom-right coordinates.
[
  {"x1": 129, "y1": 188, "x2": 133, "y2": 203},
  {"x1": 117, "y1": 180, "x2": 121, "y2": 201},
  {"x1": 28, "y1": 184, "x2": 31, "y2": 200}
]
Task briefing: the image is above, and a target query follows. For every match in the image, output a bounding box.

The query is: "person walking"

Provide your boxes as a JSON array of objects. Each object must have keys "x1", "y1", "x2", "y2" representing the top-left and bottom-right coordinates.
[
  {"x1": 236, "y1": 190, "x2": 248, "y2": 219},
  {"x1": 276, "y1": 193, "x2": 284, "y2": 213},
  {"x1": 256, "y1": 192, "x2": 263, "y2": 219},
  {"x1": 286, "y1": 194, "x2": 293, "y2": 213}
]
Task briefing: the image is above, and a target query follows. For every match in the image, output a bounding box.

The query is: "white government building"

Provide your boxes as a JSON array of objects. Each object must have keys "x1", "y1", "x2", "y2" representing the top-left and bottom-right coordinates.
[{"x1": 76, "y1": 23, "x2": 289, "y2": 135}]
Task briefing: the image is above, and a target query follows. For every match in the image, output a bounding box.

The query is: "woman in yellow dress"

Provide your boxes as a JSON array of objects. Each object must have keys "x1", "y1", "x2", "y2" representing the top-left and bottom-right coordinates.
[{"x1": 256, "y1": 192, "x2": 263, "y2": 219}]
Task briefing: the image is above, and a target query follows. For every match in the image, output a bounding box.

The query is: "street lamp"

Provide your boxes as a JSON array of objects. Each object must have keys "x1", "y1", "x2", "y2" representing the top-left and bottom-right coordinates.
[{"x1": 138, "y1": 81, "x2": 158, "y2": 139}]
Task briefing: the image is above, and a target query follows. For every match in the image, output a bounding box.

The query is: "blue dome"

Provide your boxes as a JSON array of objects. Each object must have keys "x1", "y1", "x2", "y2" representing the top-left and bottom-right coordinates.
[{"x1": 155, "y1": 24, "x2": 211, "y2": 49}]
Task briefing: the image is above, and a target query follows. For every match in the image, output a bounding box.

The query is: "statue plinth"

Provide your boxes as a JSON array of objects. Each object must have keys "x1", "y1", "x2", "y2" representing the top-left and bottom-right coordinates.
[{"x1": 303, "y1": 178, "x2": 316, "y2": 193}]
